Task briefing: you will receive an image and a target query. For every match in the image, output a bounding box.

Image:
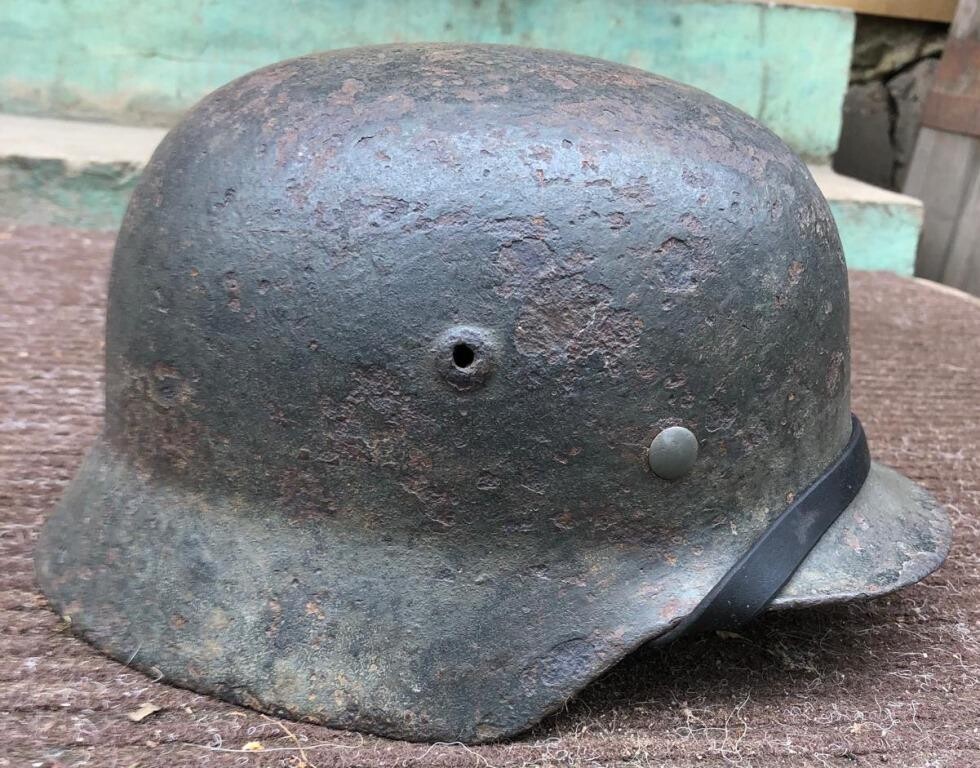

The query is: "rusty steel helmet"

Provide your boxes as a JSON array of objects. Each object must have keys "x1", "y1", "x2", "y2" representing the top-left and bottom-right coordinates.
[{"x1": 36, "y1": 44, "x2": 951, "y2": 743}]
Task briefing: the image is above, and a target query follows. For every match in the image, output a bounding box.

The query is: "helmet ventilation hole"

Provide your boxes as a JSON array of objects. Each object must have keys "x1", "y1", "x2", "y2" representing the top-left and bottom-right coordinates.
[
  {"x1": 452, "y1": 343, "x2": 475, "y2": 369},
  {"x1": 435, "y1": 326, "x2": 496, "y2": 391}
]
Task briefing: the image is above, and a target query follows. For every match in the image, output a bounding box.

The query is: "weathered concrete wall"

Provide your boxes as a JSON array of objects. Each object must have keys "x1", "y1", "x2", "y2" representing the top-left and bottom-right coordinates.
[
  {"x1": 0, "y1": 0, "x2": 854, "y2": 159},
  {"x1": 0, "y1": 159, "x2": 139, "y2": 230},
  {"x1": 833, "y1": 15, "x2": 946, "y2": 190}
]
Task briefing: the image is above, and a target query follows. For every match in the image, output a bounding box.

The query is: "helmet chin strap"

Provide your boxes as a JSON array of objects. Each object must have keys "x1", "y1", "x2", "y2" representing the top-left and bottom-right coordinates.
[{"x1": 655, "y1": 414, "x2": 871, "y2": 644}]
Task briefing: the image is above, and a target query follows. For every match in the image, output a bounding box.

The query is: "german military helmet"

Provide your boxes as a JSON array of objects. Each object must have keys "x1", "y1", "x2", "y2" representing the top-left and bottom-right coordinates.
[{"x1": 36, "y1": 44, "x2": 951, "y2": 743}]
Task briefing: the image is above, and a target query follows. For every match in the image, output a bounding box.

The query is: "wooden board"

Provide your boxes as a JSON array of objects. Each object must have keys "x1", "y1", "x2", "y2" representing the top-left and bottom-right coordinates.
[
  {"x1": 777, "y1": 0, "x2": 956, "y2": 22},
  {"x1": 904, "y1": 0, "x2": 980, "y2": 294},
  {"x1": 905, "y1": 127, "x2": 980, "y2": 282}
]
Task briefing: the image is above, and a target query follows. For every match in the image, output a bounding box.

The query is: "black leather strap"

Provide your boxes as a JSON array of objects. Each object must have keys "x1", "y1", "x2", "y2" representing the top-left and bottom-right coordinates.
[{"x1": 656, "y1": 415, "x2": 871, "y2": 644}]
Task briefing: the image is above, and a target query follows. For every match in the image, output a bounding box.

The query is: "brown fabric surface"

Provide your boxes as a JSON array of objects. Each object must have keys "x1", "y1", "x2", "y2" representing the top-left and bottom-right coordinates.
[{"x1": 1, "y1": 223, "x2": 978, "y2": 768}]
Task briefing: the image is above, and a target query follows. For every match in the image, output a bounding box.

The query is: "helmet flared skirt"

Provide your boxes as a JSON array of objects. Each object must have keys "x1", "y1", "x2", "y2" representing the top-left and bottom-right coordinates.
[{"x1": 35, "y1": 435, "x2": 950, "y2": 742}]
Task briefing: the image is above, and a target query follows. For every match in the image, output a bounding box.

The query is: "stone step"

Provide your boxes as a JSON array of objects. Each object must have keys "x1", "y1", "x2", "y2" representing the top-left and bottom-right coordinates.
[
  {"x1": 0, "y1": 114, "x2": 923, "y2": 274},
  {"x1": 0, "y1": 0, "x2": 853, "y2": 161},
  {"x1": 0, "y1": 115, "x2": 162, "y2": 230},
  {"x1": 810, "y1": 165, "x2": 924, "y2": 275}
]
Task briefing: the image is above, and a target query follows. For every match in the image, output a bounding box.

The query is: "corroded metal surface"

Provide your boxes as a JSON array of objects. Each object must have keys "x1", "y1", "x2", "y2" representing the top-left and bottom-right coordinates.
[{"x1": 34, "y1": 45, "x2": 951, "y2": 743}]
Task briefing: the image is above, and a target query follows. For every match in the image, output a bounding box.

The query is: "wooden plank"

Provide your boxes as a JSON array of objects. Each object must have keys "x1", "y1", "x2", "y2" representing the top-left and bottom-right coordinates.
[
  {"x1": 904, "y1": 128, "x2": 979, "y2": 280},
  {"x1": 922, "y1": 3, "x2": 980, "y2": 138},
  {"x1": 904, "y1": 0, "x2": 980, "y2": 292},
  {"x1": 776, "y1": 0, "x2": 956, "y2": 22},
  {"x1": 941, "y1": 155, "x2": 980, "y2": 291}
]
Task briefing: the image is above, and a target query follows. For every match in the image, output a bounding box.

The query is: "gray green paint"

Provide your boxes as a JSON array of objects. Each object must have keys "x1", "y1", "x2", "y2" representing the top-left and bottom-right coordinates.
[{"x1": 0, "y1": 0, "x2": 854, "y2": 159}]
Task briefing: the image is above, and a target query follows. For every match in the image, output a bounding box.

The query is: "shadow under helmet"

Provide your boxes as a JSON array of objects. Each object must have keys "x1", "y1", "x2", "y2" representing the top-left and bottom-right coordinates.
[{"x1": 35, "y1": 44, "x2": 951, "y2": 744}]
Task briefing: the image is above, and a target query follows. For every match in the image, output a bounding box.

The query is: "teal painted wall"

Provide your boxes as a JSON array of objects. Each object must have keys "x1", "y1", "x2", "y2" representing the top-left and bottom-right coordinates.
[
  {"x1": 829, "y1": 200, "x2": 923, "y2": 275},
  {"x1": 0, "y1": 158, "x2": 140, "y2": 230},
  {"x1": 0, "y1": 0, "x2": 854, "y2": 159}
]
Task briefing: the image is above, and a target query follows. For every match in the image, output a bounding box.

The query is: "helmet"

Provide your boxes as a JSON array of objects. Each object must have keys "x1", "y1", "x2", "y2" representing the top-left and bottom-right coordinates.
[{"x1": 35, "y1": 44, "x2": 951, "y2": 743}]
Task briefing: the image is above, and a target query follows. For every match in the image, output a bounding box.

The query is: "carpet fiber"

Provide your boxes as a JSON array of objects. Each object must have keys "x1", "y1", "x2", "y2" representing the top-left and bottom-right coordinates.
[{"x1": 2, "y1": 225, "x2": 977, "y2": 767}]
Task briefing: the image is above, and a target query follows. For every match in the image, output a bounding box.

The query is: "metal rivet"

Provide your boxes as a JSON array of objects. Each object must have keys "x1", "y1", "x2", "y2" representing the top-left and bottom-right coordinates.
[{"x1": 648, "y1": 426, "x2": 698, "y2": 480}]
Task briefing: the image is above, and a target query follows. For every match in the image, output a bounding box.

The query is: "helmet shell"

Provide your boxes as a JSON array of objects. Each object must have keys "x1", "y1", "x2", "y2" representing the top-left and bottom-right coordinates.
[
  {"x1": 35, "y1": 45, "x2": 948, "y2": 743},
  {"x1": 107, "y1": 44, "x2": 851, "y2": 528}
]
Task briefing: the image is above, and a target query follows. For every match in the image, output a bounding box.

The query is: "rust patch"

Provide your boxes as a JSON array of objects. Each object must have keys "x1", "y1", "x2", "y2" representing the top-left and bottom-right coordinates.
[
  {"x1": 551, "y1": 511, "x2": 575, "y2": 530},
  {"x1": 114, "y1": 362, "x2": 210, "y2": 475},
  {"x1": 788, "y1": 260, "x2": 805, "y2": 285},
  {"x1": 514, "y1": 273, "x2": 642, "y2": 371},
  {"x1": 606, "y1": 212, "x2": 630, "y2": 230},
  {"x1": 305, "y1": 602, "x2": 327, "y2": 620},
  {"x1": 327, "y1": 78, "x2": 365, "y2": 106},
  {"x1": 222, "y1": 271, "x2": 242, "y2": 312},
  {"x1": 146, "y1": 362, "x2": 192, "y2": 408},
  {"x1": 311, "y1": 368, "x2": 453, "y2": 523},
  {"x1": 826, "y1": 351, "x2": 845, "y2": 395},
  {"x1": 520, "y1": 638, "x2": 596, "y2": 694},
  {"x1": 641, "y1": 236, "x2": 714, "y2": 295},
  {"x1": 540, "y1": 71, "x2": 579, "y2": 91},
  {"x1": 494, "y1": 239, "x2": 558, "y2": 296},
  {"x1": 276, "y1": 466, "x2": 339, "y2": 518},
  {"x1": 659, "y1": 596, "x2": 696, "y2": 622},
  {"x1": 406, "y1": 209, "x2": 471, "y2": 233}
]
